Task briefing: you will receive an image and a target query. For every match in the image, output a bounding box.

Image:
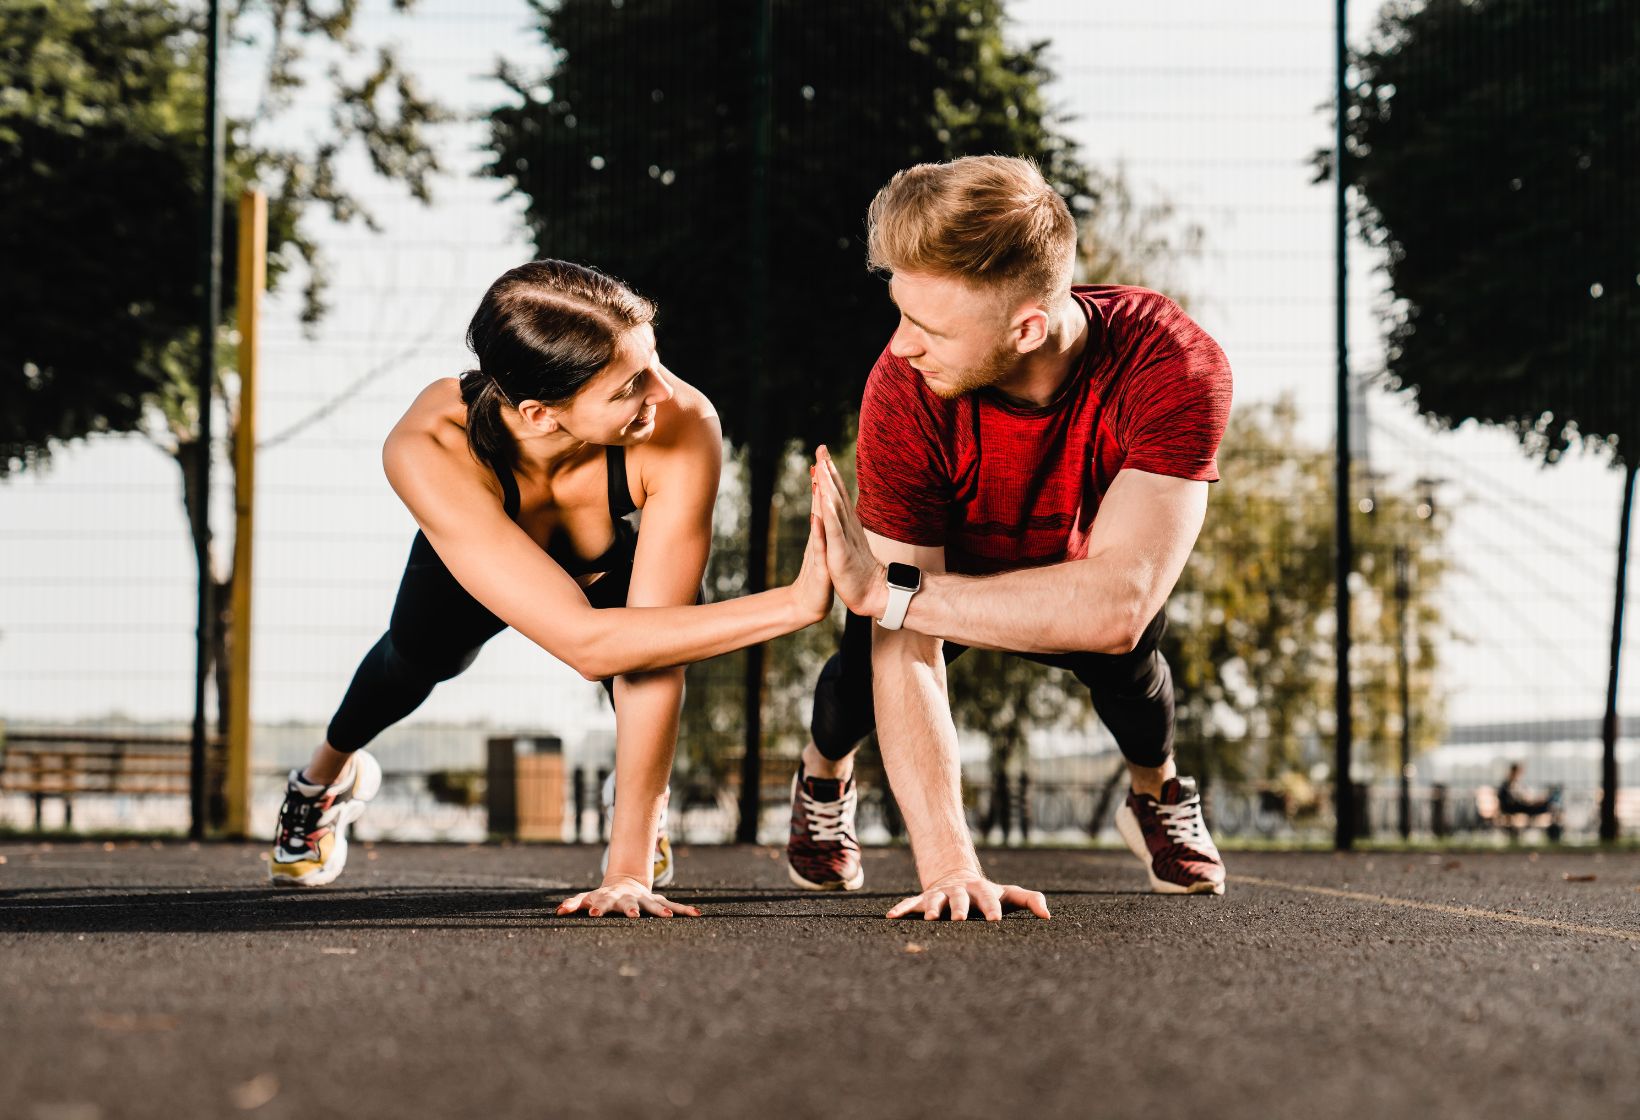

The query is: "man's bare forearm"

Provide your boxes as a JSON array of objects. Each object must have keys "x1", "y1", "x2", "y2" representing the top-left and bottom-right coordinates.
[
  {"x1": 872, "y1": 631, "x2": 982, "y2": 885},
  {"x1": 899, "y1": 558, "x2": 1143, "y2": 656}
]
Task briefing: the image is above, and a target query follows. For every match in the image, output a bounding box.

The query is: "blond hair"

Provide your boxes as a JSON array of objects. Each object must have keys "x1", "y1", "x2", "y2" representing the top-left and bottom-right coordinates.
[{"x1": 866, "y1": 155, "x2": 1076, "y2": 305}]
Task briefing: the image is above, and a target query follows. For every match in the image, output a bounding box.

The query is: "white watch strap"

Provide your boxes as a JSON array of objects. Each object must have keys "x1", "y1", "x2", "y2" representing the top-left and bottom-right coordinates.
[{"x1": 879, "y1": 583, "x2": 914, "y2": 630}]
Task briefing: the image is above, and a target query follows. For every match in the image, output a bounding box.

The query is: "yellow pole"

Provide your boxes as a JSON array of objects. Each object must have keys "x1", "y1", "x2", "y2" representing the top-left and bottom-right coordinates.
[{"x1": 226, "y1": 189, "x2": 266, "y2": 839}]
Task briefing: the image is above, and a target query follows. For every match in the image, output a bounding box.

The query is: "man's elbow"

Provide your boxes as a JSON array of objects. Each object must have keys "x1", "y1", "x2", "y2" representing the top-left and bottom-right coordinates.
[{"x1": 1087, "y1": 602, "x2": 1152, "y2": 655}]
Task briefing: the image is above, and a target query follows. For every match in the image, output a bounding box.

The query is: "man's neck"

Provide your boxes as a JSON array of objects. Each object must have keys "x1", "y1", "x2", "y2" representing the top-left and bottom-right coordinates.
[{"x1": 987, "y1": 292, "x2": 1092, "y2": 409}]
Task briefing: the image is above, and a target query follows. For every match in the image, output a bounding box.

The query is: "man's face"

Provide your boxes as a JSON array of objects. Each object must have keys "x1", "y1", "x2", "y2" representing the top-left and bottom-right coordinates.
[{"x1": 886, "y1": 272, "x2": 1020, "y2": 400}]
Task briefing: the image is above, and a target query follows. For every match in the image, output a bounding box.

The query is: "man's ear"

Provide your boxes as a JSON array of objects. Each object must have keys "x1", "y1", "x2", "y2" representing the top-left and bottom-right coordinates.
[
  {"x1": 1011, "y1": 304, "x2": 1051, "y2": 354},
  {"x1": 516, "y1": 399, "x2": 561, "y2": 434}
]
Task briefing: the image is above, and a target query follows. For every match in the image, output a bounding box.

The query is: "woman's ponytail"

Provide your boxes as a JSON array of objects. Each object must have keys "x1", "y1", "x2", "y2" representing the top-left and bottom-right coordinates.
[{"x1": 458, "y1": 369, "x2": 515, "y2": 474}]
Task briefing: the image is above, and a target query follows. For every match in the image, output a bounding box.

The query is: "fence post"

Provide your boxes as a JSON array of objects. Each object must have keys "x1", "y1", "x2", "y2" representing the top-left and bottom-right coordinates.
[
  {"x1": 1018, "y1": 771, "x2": 1031, "y2": 844},
  {"x1": 573, "y1": 767, "x2": 586, "y2": 843}
]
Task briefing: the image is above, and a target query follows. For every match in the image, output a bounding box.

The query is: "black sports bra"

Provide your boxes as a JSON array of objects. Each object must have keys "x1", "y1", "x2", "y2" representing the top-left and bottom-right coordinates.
[{"x1": 494, "y1": 446, "x2": 639, "y2": 578}]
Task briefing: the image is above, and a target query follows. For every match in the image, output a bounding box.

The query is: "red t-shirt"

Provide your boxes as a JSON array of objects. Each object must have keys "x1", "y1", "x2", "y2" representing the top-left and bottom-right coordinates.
[{"x1": 855, "y1": 285, "x2": 1232, "y2": 575}]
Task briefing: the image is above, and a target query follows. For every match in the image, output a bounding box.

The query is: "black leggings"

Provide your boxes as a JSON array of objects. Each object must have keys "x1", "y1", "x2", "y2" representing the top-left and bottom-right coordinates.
[
  {"x1": 809, "y1": 608, "x2": 1175, "y2": 769},
  {"x1": 325, "y1": 532, "x2": 631, "y2": 752}
]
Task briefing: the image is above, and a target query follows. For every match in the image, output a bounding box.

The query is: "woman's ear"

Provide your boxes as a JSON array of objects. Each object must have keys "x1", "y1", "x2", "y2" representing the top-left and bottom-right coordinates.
[{"x1": 516, "y1": 399, "x2": 561, "y2": 434}]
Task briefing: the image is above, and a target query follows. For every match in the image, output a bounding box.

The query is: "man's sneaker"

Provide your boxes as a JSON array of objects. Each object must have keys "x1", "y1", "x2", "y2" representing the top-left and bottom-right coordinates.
[
  {"x1": 268, "y1": 751, "x2": 382, "y2": 887},
  {"x1": 1114, "y1": 775, "x2": 1226, "y2": 896},
  {"x1": 599, "y1": 771, "x2": 674, "y2": 887},
  {"x1": 787, "y1": 765, "x2": 864, "y2": 891}
]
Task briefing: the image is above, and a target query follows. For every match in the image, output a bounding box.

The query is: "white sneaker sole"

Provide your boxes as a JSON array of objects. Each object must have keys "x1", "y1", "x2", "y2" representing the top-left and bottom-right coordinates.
[
  {"x1": 787, "y1": 862, "x2": 865, "y2": 892},
  {"x1": 268, "y1": 752, "x2": 381, "y2": 888},
  {"x1": 1114, "y1": 802, "x2": 1226, "y2": 896}
]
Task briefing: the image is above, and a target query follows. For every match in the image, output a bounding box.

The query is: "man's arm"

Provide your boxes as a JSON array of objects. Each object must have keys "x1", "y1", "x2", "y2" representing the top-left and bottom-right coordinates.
[
  {"x1": 866, "y1": 529, "x2": 1050, "y2": 922},
  {"x1": 819, "y1": 451, "x2": 1206, "y2": 656},
  {"x1": 865, "y1": 535, "x2": 970, "y2": 878}
]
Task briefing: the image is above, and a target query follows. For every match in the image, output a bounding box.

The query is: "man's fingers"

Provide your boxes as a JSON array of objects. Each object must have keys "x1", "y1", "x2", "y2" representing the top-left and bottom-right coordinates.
[
  {"x1": 886, "y1": 893, "x2": 924, "y2": 920},
  {"x1": 921, "y1": 891, "x2": 947, "y2": 921},
  {"x1": 949, "y1": 888, "x2": 971, "y2": 922},
  {"x1": 1002, "y1": 885, "x2": 1052, "y2": 919},
  {"x1": 979, "y1": 892, "x2": 1004, "y2": 922},
  {"x1": 824, "y1": 456, "x2": 851, "y2": 506}
]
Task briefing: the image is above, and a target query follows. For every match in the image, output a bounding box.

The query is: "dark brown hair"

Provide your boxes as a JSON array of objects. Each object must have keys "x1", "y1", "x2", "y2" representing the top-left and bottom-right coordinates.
[{"x1": 459, "y1": 259, "x2": 656, "y2": 472}]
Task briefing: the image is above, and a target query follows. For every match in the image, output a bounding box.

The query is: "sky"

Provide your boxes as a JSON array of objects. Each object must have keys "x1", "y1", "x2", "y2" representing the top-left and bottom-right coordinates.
[{"x1": 2, "y1": 0, "x2": 1635, "y2": 764}]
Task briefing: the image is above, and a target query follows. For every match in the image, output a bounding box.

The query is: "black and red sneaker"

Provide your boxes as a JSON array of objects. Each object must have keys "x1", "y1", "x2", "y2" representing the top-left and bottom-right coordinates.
[
  {"x1": 787, "y1": 766, "x2": 864, "y2": 891},
  {"x1": 1115, "y1": 776, "x2": 1226, "y2": 895}
]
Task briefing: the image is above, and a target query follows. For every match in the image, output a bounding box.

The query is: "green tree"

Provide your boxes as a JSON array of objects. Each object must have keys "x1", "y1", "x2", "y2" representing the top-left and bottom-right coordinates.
[
  {"x1": 0, "y1": 0, "x2": 445, "y2": 820},
  {"x1": 488, "y1": 0, "x2": 1096, "y2": 838},
  {"x1": 1340, "y1": 0, "x2": 1638, "y2": 837}
]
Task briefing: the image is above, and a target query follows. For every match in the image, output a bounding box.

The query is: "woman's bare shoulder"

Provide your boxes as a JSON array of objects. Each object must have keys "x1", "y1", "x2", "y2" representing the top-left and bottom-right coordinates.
[{"x1": 652, "y1": 374, "x2": 722, "y2": 450}]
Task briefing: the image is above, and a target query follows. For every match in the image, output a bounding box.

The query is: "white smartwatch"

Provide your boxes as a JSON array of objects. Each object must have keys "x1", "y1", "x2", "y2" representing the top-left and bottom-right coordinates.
[{"x1": 877, "y1": 562, "x2": 922, "y2": 631}]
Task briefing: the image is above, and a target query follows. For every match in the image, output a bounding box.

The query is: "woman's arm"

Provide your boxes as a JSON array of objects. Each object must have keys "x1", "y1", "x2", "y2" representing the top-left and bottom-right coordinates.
[
  {"x1": 381, "y1": 420, "x2": 827, "y2": 683},
  {"x1": 600, "y1": 403, "x2": 720, "y2": 892}
]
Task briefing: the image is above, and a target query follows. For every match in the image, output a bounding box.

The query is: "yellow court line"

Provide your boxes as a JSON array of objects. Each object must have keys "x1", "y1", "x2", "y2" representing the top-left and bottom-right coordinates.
[{"x1": 1235, "y1": 874, "x2": 1640, "y2": 943}]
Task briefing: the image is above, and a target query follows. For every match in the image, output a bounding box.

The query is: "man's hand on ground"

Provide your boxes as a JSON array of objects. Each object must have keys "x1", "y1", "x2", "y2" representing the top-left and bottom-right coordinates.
[
  {"x1": 556, "y1": 875, "x2": 701, "y2": 919},
  {"x1": 886, "y1": 870, "x2": 1051, "y2": 921}
]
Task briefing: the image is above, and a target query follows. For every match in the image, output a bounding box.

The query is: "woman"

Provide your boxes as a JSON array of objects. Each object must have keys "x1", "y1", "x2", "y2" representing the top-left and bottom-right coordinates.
[{"x1": 269, "y1": 260, "x2": 832, "y2": 919}]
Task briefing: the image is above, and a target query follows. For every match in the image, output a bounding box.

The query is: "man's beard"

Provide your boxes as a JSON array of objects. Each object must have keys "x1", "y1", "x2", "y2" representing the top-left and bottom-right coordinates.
[{"x1": 925, "y1": 338, "x2": 1017, "y2": 400}]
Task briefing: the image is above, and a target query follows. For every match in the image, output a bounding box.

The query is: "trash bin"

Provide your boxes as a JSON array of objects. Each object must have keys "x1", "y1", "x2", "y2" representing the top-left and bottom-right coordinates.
[{"x1": 487, "y1": 735, "x2": 565, "y2": 840}]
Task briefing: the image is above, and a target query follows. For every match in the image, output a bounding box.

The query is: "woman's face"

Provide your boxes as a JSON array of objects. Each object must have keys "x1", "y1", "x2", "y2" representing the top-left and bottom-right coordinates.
[{"x1": 553, "y1": 323, "x2": 675, "y2": 445}]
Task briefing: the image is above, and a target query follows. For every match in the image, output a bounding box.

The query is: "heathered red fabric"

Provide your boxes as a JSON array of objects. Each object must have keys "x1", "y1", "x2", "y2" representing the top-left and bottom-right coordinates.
[{"x1": 855, "y1": 285, "x2": 1232, "y2": 575}]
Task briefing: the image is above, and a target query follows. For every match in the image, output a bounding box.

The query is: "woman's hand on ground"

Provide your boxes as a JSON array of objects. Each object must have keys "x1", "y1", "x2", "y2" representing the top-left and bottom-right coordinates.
[
  {"x1": 791, "y1": 463, "x2": 835, "y2": 622},
  {"x1": 885, "y1": 870, "x2": 1051, "y2": 922},
  {"x1": 556, "y1": 875, "x2": 701, "y2": 919}
]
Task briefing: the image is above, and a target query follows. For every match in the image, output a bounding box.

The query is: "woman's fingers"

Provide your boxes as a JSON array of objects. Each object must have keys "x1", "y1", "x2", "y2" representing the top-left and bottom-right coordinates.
[{"x1": 652, "y1": 894, "x2": 701, "y2": 918}]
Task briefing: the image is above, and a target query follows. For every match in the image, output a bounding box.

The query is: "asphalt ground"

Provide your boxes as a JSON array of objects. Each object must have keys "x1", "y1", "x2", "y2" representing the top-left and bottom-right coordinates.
[{"x1": 2, "y1": 841, "x2": 1638, "y2": 1120}]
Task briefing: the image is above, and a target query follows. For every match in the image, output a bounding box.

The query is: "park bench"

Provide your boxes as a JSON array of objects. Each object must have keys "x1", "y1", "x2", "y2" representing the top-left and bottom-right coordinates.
[
  {"x1": 0, "y1": 731, "x2": 198, "y2": 831},
  {"x1": 1473, "y1": 786, "x2": 1554, "y2": 838},
  {"x1": 1475, "y1": 785, "x2": 1640, "y2": 840}
]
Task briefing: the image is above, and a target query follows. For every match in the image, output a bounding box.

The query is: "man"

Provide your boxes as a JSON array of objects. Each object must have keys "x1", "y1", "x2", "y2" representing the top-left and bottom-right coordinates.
[
  {"x1": 1496, "y1": 763, "x2": 1563, "y2": 841},
  {"x1": 785, "y1": 155, "x2": 1233, "y2": 919}
]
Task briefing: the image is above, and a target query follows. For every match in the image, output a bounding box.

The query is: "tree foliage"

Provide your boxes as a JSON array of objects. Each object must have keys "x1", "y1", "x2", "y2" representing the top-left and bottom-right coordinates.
[
  {"x1": 1341, "y1": 0, "x2": 1640, "y2": 465},
  {"x1": 487, "y1": 0, "x2": 1094, "y2": 457},
  {"x1": 1166, "y1": 399, "x2": 1449, "y2": 785},
  {"x1": 0, "y1": 0, "x2": 446, "y2": 474}
]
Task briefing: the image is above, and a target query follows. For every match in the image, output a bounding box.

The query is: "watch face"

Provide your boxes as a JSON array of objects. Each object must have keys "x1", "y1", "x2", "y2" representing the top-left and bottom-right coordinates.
[{"x1": 886, "y1": 562, "x2": 921, "y2": 592}]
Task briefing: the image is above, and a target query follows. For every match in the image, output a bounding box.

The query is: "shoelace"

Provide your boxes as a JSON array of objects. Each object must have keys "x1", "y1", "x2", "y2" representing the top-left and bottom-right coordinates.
[
  {"x1": 800, "y1": 784, "x2": 858, "y2": 843},
  {"x1": 277, "y1": 787, "x2": 338, "y2": 853},
  {"x1": 1156, "y1": 796, "x2": 1216, "y2": 852}
]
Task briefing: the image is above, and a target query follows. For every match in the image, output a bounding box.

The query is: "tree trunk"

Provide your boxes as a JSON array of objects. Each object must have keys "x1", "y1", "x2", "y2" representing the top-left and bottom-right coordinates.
[
  {"x1": 735, "y1": 444, "x2": 779, "y2": 843},
  {"x1": 1600, "y1": 461, "x2": 1636, "y2": 843},
  {"x1": 174, "y1": 438, "x2": 232, "y2": 833}
]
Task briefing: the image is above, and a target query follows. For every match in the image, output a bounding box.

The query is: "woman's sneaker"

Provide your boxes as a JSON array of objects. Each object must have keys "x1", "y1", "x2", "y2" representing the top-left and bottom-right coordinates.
[
  {"x1": 787, "y1": 766, "x2": 864, "y2": 891},
  {"x1": 1114, "y1": 775, "x2": 1226, "y2": 895},
  {"x1": 268, "y1": 751, "x2": 382, "y2": 887},
  {"x1": 599, "y1": 772, "x2": 674, "y2": 887}
]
